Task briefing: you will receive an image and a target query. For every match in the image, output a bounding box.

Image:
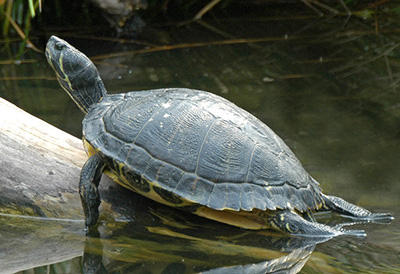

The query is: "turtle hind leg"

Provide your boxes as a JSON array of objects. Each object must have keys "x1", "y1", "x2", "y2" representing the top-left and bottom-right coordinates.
[
  {"x1": 322, "y1": 194, "x2": 394, "y2": 223},
  {"x1": 79, "y1": 154, "x2": 106, "y2": 234},
  {"x1": 268, "y1": 210, "x2": 366, "y2": 238}
]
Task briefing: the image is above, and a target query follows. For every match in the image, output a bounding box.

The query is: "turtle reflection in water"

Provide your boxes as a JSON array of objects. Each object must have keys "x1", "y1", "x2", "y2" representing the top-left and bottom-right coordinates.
[{"x1": 45, "y1": 36, "x2": 393, "y2": 236}]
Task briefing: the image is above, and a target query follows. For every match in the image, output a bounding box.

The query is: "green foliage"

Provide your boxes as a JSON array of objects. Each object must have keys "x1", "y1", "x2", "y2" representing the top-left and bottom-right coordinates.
[
  {"x1": 0, "y1": 0, "x2": 42, "y2": 58},
  {"x1": 0, "y1": 0, "x2": 41, "y2": 37}
]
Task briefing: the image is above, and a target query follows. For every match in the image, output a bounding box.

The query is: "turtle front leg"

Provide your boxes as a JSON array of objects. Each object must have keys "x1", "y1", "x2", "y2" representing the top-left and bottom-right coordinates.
[
  {"x1": 267, "y1": 210, "x2": 365, "y2": 237},
  {"x1": 79, "y1": 154, "x2": 106, "y2": 234}
]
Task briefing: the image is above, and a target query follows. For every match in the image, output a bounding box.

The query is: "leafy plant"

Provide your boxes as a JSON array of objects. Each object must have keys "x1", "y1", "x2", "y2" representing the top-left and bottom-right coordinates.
[{"x1": 0, "y1": 0, "x2": 42, "y2": 55}]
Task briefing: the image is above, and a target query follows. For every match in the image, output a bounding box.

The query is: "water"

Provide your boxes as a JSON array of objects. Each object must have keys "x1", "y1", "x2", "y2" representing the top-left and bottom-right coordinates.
[{"x1": 0, "y1": 2, "x2": 399, "y2": 273}]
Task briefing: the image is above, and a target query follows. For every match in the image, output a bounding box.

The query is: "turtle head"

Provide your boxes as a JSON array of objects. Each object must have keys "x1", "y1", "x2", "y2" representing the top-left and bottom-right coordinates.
[{"x1": 46, "y1": 36, "x2": 107, "y2": 114}]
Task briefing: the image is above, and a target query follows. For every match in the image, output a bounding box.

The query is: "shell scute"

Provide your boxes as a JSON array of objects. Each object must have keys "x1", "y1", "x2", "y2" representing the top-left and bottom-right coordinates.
[
  {"x1": 207, "y1": 183, "x2": 242, "y2": 211},
  {"x1": 174, "y1": 174, "x2": 214, "y2": 206},
  {"x1": 83, "y1": 88, "x2": 323, "y2": 213},
  {"x1": 196, "y1": 119, "x2": 253, "y2": 182}
]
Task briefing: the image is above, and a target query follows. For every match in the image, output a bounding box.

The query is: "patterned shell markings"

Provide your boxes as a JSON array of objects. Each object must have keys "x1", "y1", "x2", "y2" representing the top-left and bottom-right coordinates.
[{"x1": 83, "y1": 88, "x2": 323, "y2": 213}]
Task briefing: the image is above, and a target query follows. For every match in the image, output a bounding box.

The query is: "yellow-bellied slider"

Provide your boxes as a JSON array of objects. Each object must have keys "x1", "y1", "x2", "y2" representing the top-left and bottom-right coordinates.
[{"x1": 45, "y1": 35, "x2": 393, "y2": 236}]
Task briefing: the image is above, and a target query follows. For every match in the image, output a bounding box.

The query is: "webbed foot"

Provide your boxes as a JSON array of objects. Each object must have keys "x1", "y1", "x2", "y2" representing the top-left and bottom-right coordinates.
[
  {"x1": 268, "y1": 210, "x2": 366, "y2": 238},
  {"x1": 323, "y1": 194, "x2": 394, "y2": 223}
]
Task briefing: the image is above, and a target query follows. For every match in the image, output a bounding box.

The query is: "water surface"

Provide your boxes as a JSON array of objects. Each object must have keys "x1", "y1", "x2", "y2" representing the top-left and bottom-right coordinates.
[{"x1": 0, "y1": 2, "x2": 399, "y2": 273}]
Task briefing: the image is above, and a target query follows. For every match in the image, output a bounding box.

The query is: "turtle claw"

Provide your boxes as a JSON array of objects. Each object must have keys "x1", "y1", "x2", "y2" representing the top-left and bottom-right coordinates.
[
  {"x1": 83, "y1": 225, "x2": 90, "y2": 236},
  {"x1": 338, "y1": 229, "x2": 366, "y2": 238},
  {"x1": 338, "y1": 212, "x2": 394, "y2": 224},
  {"x1": 84, "y1": 225, "x2": 98, "y2": 237},
  {"x1": 84, "y1": 211, "x2": 100, "y2": 236},
  {"x1": 364, "y1": 212, "x2": 394, "y2": 223}
]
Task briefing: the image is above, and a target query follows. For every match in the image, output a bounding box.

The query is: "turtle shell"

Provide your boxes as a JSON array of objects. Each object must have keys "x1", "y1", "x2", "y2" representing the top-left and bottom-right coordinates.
[{"x1": 83, "y1": 88, "x2": 323, "y2": 213}]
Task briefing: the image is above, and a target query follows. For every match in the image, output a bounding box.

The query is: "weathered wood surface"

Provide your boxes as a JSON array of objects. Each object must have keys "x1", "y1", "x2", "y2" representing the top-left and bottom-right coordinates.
[
  {"x1": 0, "y1": 97, "x2": 85, "y2": 273},
  {"x1": 0, "y1": 97, "x2": 143, "y2": 273},
  {"x1": 0, "y1": 96, "x2": 87, "y2": 218},
  {"x1": 0, "y1": 96, "x2": 142, "y2": 220}
]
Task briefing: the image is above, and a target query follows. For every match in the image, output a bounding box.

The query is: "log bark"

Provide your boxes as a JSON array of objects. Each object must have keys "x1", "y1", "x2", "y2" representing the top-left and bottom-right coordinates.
[
  {"x1": 0, "y1": 97, "x2": 86, "y2": 218},
  {"x1": 0, "y1": 97, "x2": 146, "y2": 221}
]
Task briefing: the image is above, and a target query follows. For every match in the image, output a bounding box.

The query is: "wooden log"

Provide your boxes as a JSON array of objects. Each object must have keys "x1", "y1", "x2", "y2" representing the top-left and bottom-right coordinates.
[
  {"x1": 0, "y1": 97, "x2": 85, "y2": 273},
  {"x1": 0, "y1": 96, "x2": 145, "y2": 221},
  {"x1": 0, "y1": 96, "x2": 87, "y2": 218}
]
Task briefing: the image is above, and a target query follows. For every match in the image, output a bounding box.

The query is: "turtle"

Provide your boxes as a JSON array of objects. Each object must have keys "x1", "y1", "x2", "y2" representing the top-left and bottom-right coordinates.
[{"x1": 45, "y1": 35, "x2": 393, "y2": 236}]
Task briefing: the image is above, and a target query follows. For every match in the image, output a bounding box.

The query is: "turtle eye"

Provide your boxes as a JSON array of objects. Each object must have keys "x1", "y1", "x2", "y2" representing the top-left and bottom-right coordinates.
[{"x1": 55, "y1": 42, "x2": 65, "y2": 51}]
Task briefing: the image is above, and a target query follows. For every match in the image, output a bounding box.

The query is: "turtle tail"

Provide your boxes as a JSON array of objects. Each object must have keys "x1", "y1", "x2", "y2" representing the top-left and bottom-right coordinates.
[{"x1": 322, "y1": 194, "x2": 394, "y2": 223}]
